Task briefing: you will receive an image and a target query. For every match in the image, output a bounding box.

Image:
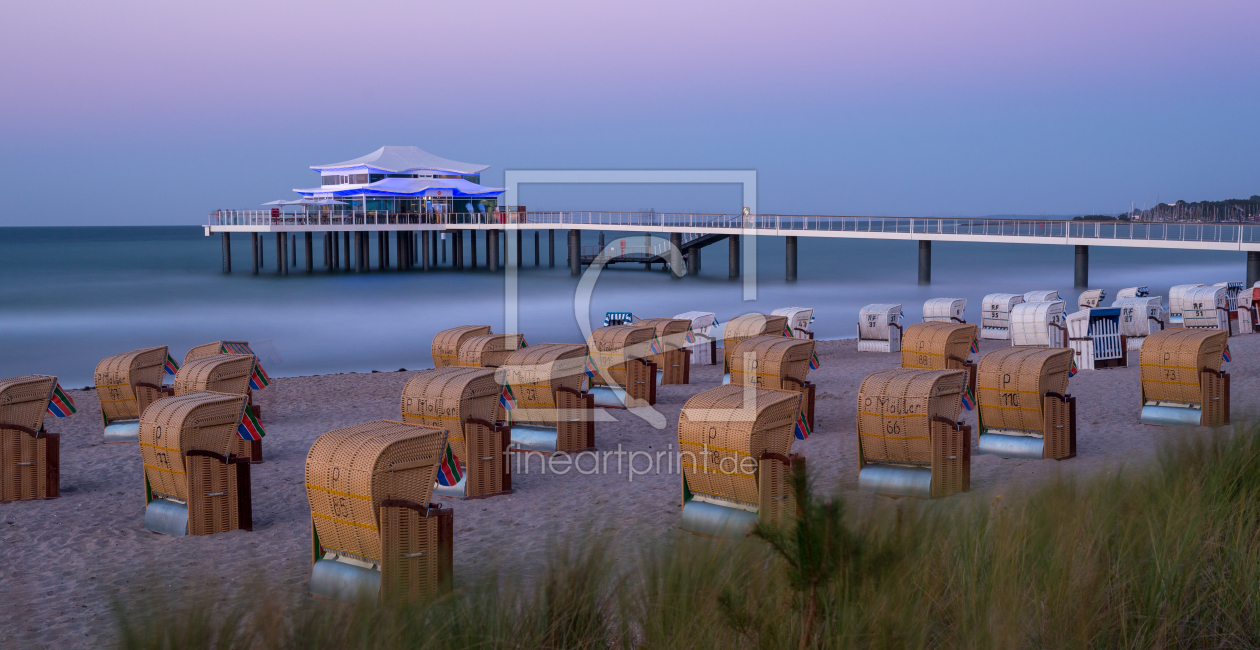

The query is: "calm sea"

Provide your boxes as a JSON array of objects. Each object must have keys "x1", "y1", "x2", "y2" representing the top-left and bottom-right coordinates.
[{"x1": 0, "y1": 226, "x2": 1243, "y2": 387}]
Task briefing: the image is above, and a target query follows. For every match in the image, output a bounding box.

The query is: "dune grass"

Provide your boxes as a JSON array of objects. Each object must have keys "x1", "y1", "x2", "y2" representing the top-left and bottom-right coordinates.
[{"x1": 116, "y1": 424, "x2": 1260, "y2": 649}]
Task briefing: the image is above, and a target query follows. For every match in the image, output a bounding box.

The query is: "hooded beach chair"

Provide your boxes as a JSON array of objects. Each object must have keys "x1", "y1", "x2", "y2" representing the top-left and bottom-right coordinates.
[
  {"x1": 678, "y1": 384, "x2": 804, "y2": 538},
  {"x1": 401, "y1": 366, "x2": 510, "y2": 499},
  {"x1": 674, "y1": 311, "x2": 718, "y2": 366},
  {"x1": 922, "y1": 298, "x2": 966, "y2": 324},
  {"x1": 722, "y1": 313, "x2": 790, "y2": 382},
  {"x1": 456, "y1": 333, "x2": 525, "y2": 368},
  {"x1": 96, "y1": 346, "x2": 173, "y2": 443},
  {"x1": 1066, "y1": 307, "x2": 1127, "y2": 370},
  {"x1": 1077, "y1": 289, "x2": 1106, "y2": 310},
  {"x1": 431, "y1": 325, "x2": 492, "y2": 369},
  {"x1": 1, "y1": 375, "x2": 68, "y2": 501},
  {"x1": 980, "y1": 293, "x2": 1024, "y2": 340},
  {"x1": 586, "y1": 325, "x2": 657, "y2": 408},
  {"x1": 857, "y1": 304, "x2": 903, "y2": 352},
  {"x1": 771, "y1": 307, "x2": 815, "y2": 338},
  {"x1": 1116, "y1": 296, "x2": 1166, "y2": 350},
  {"x1": 1023, "y1": 290, "x2": 1059, "y2": 303},
  {"x1": 497, "y1": 343, "x2": 594, "y2": 454},
  {"x1": 140, "y1": 392, "x2": 255, "y2": 536},
  {"x1": 1009, "y1": 301, "x2": 1068, "y2": 348},
  {"x1": 901, "y1": 322, "x2": 979, "y2": 398},
  {"x1": 182, "y1": 340, "x2": 270, "y2": 421},
  {"x1": 975, "y1": 347, "x2": 1077, "y2": 460},
  {"x1": 1168, "y1": 284, "x2": 1206, "y2": 326},
  {"x1": 635, "y1": 317, "x2": 693, "y2": 385},
  {"x1": 1180, "y1": 285, "x2": 1230, "y2": 332},
  {"x1": 857, "y1": 368, "x2": 970, "y2": 499},
  {"x1": 174, "y1": 354, "x2": 265, "y2": 462},
  {"x1": 727, "y1": 335, "x2": 818, "y2": 431},
  {"x1": 1237, "y1": 287, "x2": 1258, "y2": 335},
  {"x1": 1139, "y1": 329, "x2": 1230, "y2": 427},
  {"x1": 307, "y1": 420, "x2": 452, "y2": 602}
]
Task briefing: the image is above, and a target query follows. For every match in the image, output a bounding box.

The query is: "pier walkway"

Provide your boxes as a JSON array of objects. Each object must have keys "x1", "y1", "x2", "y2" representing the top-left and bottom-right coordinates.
[{"x1": 205, "y1": 210, "x2": 1260, "y2": 287}]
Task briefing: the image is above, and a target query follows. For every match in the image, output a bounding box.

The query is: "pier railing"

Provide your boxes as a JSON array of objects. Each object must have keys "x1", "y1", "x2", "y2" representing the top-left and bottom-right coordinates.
[{"x1": 209, "y1": 210, "x2": 1260, "y2": 246}]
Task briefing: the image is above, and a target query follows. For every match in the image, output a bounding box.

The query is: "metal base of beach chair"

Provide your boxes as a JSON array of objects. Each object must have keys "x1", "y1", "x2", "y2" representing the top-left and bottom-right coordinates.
[
  {"x1": 977, "y1": 432, "x2": 1044, "y2": 459},
  {"x1": 1141, "y1": 403, "x2": 1203, "y2": 427},
  {"x1": 510, "y1": 424, "x2": 560, "y2": 453},
  {"x1": 680, "y1": 500, "x2": 759, "y2": 539},
  {"x1": 310, "y1": 557, "x2": 381, "y2": 602},
  {"x1": 103, "y1": 419, "x2": 140, "y2": 443},
  {"x1": 433, "y1": 472, "x2": 467, "y2": 498},
  {"x1": 858, "y1": 465, "x2": 933, "y2": 499},
  {"x1": 144, "y1": 497, "x2": 189, "y2": 536},
  {"x1": 721, "y1": 373, "x2": 730, "y2": 385},
  {"x1": 587, "y1": 385, "x2": 630, "y2": 409}
]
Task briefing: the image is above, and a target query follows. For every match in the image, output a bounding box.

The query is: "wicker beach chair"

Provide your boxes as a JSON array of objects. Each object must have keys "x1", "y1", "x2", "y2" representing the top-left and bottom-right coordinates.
[
  {"x1": 401, "y1": 367, "x2": 510, "y2": 499},
  {"x1": 678, "y1": 384, "x2": 803, "y2": 538},
  {"x1": 307, "y1": 420, "x2": 452, "y2": 603},
  {"x1": 675, "y1": 311, "x2": 719, "y2": 366},
  {"x1": 1168, "y1": 284, "x2": 1206, "y2": 327},
  {"x1": 722, "y1": 313, "x2": 790, "y2": 379},
  {"x1": 728, "y1": 335, "x2": 817, "y2": 430},
  {"x1": 586, "y1": 325, "x2": 657, "y2": 408},
  {"x1": 634, "y1": 317, "x2": 692, "y2": 385},
  {"x1": 182, "y1": 340, "x2": 268, "y2": 419},
  {"x1": 980, "y1": 293, "x2": 1024, "y2": 340},
  {"x1": 922, "y1": 298, "x2": 967, "y2": 324},
  {"x1": 857, "y1": 368, "x2": 971, "y2": 499},
  {"x1": 901, "y1": 322, "x2": 979, "y2": 397},
  {"x1": 456, "y1": 334, "x2": 525, "y2": 368},
  {"x1": 496, "y1": 343, "x2": 594, "y2": 454},
  {"x1": 1023, "y1": 290, "x2": 1059, "y2": 303},
  {"x1": 858, "y1": 304, "x2": 903, "y2": 352},
  {"x1": 96, "y1": 346, "x2": 171, "y2": 443},
  {"x1": 1139, "y1": 329, "x2": 1230, "y2": 427},
  {"x1": 140, "y1": 392, "x2": 254, "y2": 536},
  {"x1": 0, "y1": 375, "x2": 63, "y2": 501},
  {"x1": 770, "y1": 307, "x2": 815, "y2": 338},
  {"x1": 172, "y1": 354, "x2": 265, "y2": 462},
  {"x1": 431, "y1": 325, "x2": 492, "y2": 369},
  {"x1": 1010, "y1": 301, "x2": 1068, "y2": 347},
  {"x1": 975, "y1": 347, "x2": 1077, "y2": 460}
]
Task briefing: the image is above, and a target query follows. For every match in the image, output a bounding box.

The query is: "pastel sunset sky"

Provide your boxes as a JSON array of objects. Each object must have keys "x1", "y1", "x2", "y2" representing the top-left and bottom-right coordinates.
[{"x1": 2, "y1": 0, "x2": 1256, "y2": 224}]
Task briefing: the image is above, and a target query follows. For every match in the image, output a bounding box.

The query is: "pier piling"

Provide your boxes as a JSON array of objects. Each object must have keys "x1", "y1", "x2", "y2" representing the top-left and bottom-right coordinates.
[
  {"x1": 535, "y1": 231, "x2": 540, "y2": 266},
  {"x1": 276, "y1": 233, "x2": 285, "y2": 276},
  {"x1": 222, "y1": 233, "x2": 231, "y2": 274},
  {"x1": 422, "y1": 232, "x2": 430, "y2": 270},
  {"x1": 569, "y1": 230, "x2": 580, "y2": 275},
  {"x1": 305, "y1": 233, "x2": 313, "y2": 273},
  {"x1": 290, "y1": 234, "x2": 297, "y2": 268},
  {"x1": 517, "y1": 230, "x2": 523, "y2": 268},
  {"x1": 786, "y1": 235, "x2": 798, "y2": 282},
  {"x1": 250, "y1": 233, "x2": 259, "y2": 274},
  {"x1": 549, "y1": 230, "x2": 555, "y2": 267},
  {"x1": 489, "y1": 228, "x2": 499, "y2": 272},
  {"x1": 918, "y1": 240, "x2": 931, "y2": 285},
  {"x1": 728, "y1": 235, "x2": 740, "y2": 279},
  {"x1": 342, "y1": 232, "x2": 350, "y2": 270},
  {"x1": 687, "y1": 245, "x2": 700, "y2": 275},
  {"x1": 1249, "y1": 252, "x2": 1259, "y2": 288},
  {"x1": 1074, "y1": 245, "x2": 1089, "y2": 288},
  {"x1": 670, "y1": 233, "x2": 682, "y2": 278}
]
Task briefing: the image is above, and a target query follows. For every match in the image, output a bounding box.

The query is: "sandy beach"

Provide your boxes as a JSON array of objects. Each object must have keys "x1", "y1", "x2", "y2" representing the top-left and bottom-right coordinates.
[{"x1": 2, "y1": 334, "x2": 1256, "y2": 648}]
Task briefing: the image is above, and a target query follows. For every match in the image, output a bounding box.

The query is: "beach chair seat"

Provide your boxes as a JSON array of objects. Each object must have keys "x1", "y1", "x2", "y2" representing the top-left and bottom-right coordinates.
[
  {"x1": 635, "y1": 317, "x2": 692, "y2": 385},
  {"x1": 586, "y1": 326, "x2": 657, "y2": 408},
  {"x1": 678, "y1": 385, "x2": 803, "y2": 538},
  {"x1": 728, "y1": 335, "x2": 818, "y2": 431},
  {"x1": 140, "y1": 392, "x2": 254, "y2": 536},
  {"x1": 456, "y1": 333, "x2": 525, "y2": 368},
  {"x1": 674, "y1": 311, "x2": 719, "y2": 366},
  {"x1": 922, "y1": 298, "x2": 966, "y2": 324},
  {"x1": 431, "y1": 325, "x2": 492, "y2": 369},
  {"x1": 96, "y1": 347, "x2": 171, "y2": 443},
  {"x1": 497, "y1": 343, "x2": 594, "y2": 454},
  {"x1": 857, "y1": 304, "x2": 903, "y2": 352},
  {"x1": 976, "y1": 347, "x2": 1077, "y2": 460},
  {"x1": 401, "y1": 366, "x2": 510, "y2": 499},
  {"x1": 1139, "y1": 329, "x2": 1230, "y2": 427},
  {"x1": 174, "y1": 355, "x2": 264, "y2": 462},
  {"x1": 901, "y1": 322, "x2": 978, "y2": 396},
  {"x1": 722, "y1": 313, "x2": 790, "y2": 381},
  {"x1": 770, "y1": 307, "x2": 815, "y2": 338},
  {"x1": 980, "y1": 293, "x2": 1024, "y2": 340},
  {"x1": 306, "y1": 420, "x2": 452, "y2": 603},
  {"x1": 0, "y1": 375, "x2": 63, "y2": 501},
  {"x1": 857, "y1": 368, "x2": 970, "y2": 499}
]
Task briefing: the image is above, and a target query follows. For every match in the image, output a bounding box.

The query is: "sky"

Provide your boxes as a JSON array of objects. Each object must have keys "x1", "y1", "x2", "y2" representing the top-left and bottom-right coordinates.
[{"x1": 1, "y1": 0, "x2": 1257, "y2": 226}]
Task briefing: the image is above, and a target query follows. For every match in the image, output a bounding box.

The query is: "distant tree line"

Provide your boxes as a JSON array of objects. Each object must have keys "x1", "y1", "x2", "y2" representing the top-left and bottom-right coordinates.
[{"x1": 1074, "y1": 195, "x2": 1260, "y2": 222}]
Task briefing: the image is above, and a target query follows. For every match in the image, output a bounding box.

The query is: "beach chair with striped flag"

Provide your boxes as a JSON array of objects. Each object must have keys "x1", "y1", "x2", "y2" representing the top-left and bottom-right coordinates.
[
  {"x1": 96, "y1": 347, "x2": 173, "y2": 443},
  {"x1": 306, "y1": 420, "x2": 453, "y2": 603},
  {"x1": 586, "y1": 325, "x2": 657, "y2": 408},
  {"x1": 496, "y1": 343, "x2": 595, "y2": 454},
  {"x1": 183, "y1": 340, "x2": 270, "y2": 419},
  {"x1": 1, "y1": 375, "x2": 68, "y2": 501},
  {"x1": 721, "y1": 313, "x2": 790, "y2": 383},
  {"x1": 173, "y1": 354, "x2": 265, "y2": 463},
  {"x1": 400, "y1": 366, "x2": 511, "y2": 499},
  {"x1": 431, "y1": 325, "x2": 492, "y2": 369},
  {"x1": 901, "y1": 322, "x2": 980, "y2": 407},
  {"x1": 139, "y1": 391, "x2": 256, "y2": 536},
  {"x1": 634, "y1": 318, "x2": 693, "y2": 385},
  {"x1": 677, "y1": 384, "x2": 804, "y2": 538},
  {"x1": 1138, "y1": 329, "x2": 1230, "y2": 427},
  {"x1": 975, "y1": 347, "x2": 1077, "y2": 460},
  {"x1": 727, "y1": 335, "x2": 819, "y2": 432}
]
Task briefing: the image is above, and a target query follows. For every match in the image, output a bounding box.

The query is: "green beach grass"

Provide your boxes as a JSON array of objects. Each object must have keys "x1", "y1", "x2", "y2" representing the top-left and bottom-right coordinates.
[{"x1": 115, "y1": 424, "x2": 1260, "y2": 649}]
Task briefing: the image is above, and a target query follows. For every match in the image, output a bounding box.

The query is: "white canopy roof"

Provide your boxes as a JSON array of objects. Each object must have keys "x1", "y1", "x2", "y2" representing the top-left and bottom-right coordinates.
[
  {"x1": 294, "y1": 177, "x2": 504, "y2": 198},
  {"x1": 311, "y1": 146, "x2": 489, "y2": 175}
]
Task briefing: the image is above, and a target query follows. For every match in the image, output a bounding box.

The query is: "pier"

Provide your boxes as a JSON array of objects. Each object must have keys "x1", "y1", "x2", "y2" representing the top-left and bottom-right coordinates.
[{"x1": 206, "y1": 211, "x2": 1260, "y2": 286}]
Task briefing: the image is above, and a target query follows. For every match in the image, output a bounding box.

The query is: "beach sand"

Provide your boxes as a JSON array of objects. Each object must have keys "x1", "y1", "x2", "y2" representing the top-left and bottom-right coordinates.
[{"x1": 2, "y1": 334, "x2": 1256, "y2": 648}]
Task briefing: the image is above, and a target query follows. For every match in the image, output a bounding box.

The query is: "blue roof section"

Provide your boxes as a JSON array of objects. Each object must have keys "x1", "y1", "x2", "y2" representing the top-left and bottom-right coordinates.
[
  {"x1": 311, "y1": 146, "x2": 489, "y2": 175},
  {"x1": 295, "y1": 177, "x2": 505, "y2": 198}
]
